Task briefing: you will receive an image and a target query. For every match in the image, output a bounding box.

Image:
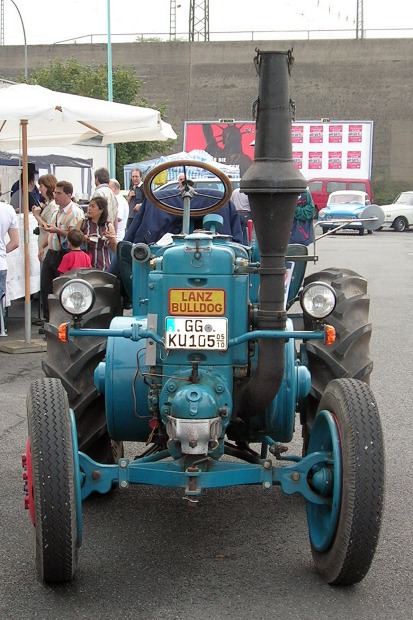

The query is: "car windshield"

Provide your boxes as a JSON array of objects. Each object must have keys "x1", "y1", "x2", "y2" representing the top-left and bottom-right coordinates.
[
  {"x1": 395, "y1": 192, "x2": 413, "y2": 205},
  {"x1": 328, "y1": 193, "x2": 363, "y2": 205}
]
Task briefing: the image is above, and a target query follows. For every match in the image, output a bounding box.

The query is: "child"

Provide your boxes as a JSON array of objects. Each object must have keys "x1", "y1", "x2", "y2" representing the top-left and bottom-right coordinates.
[{"x1": 57, "y1": 228, "x2": 92, "y2": 274}]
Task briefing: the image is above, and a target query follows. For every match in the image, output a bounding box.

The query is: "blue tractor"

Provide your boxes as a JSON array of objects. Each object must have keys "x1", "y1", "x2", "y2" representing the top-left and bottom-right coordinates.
[{"x1": 22, "y1": 50, "x2": 384, "y2": 586}]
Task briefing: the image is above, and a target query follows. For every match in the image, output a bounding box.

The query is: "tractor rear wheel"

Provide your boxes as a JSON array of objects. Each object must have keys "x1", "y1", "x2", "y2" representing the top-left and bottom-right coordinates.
[
  {"x1": 302, "y1": 268, "x2": 372, "y2": 438},
  {"x1": 42, "y1": 269, "x2": 123, "y2": 463},
  {"x1": 27, "y1": 378, "x2": 80, "y2": 583},
  {"x1": 306, "y1": 379, "x2": 384, "y2": 585}
]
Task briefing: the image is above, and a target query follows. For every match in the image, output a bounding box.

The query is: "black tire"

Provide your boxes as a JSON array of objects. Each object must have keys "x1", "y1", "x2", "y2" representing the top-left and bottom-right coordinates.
[
  {"x1": 358, "y1": 227, "x2": 365, "y2": 235},
  {"x1": 307, "y1": 379, "x2": 384, "y2": 585},
  {"x1": 302, "y1": 268, "x2": 373, "y2": 435},
  {"x1": 27, "y1": 378, "x2": 79, "y2": 583},
  {"x1": 322, "y1": 227, "x2": 328, "y2": 235},
  {"x1": 42, "y1": 269, "x2": 123, "y2": 463},
  {"x1": 304, "y1": 268, "x2": 372, "y2": 397},
  {"x1": 393, "y1": 216, "x2": 407, "y2": 232}
]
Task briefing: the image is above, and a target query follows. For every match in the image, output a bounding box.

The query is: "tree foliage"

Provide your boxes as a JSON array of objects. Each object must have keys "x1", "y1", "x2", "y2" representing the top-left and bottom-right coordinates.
[{"x1": 28, "y1": 58, "x2": 176, "y2": 183}]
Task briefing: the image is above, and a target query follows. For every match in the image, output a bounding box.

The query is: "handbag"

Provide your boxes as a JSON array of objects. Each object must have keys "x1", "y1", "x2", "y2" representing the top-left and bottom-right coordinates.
[{"x1": 59, "y1": 235, "x2": 70, "y2": 252}]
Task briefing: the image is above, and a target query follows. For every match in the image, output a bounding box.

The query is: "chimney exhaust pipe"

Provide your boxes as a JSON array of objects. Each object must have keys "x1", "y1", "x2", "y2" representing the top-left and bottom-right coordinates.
[{"x1": 239, "y1": 49, "x2": 307, "y2": 418}]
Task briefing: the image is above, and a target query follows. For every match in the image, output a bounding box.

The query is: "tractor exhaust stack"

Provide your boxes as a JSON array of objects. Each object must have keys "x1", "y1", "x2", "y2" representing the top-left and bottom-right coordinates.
[{"x1": 239, "y1": 49, "x2": 307, "y2": 418}]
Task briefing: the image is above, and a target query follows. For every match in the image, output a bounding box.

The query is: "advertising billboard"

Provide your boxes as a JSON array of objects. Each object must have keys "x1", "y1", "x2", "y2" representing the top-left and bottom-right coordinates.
[{"x1": 184, "y1": 120, "x2": 373, "y2": 180}]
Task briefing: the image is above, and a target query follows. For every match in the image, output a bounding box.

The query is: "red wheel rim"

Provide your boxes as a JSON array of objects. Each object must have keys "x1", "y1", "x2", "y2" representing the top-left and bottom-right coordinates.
[{"x1": 23, "y1": 437, "x2": 35, "y2": 525}]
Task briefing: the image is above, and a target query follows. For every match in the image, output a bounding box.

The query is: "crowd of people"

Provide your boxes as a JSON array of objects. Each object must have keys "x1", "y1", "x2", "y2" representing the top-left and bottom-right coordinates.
[
  {"x1": 0, "y1": 163, "x2": 316, "y2": 333},
  {"x1": 0, "y1": 166, "x2": 134, "y2": 330}
]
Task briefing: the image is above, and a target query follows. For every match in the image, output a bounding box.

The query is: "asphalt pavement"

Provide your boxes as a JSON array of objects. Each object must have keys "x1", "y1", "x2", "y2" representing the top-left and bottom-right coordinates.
[{"x1": 1, "y1": 229, "x2": 412, "y2": 620}]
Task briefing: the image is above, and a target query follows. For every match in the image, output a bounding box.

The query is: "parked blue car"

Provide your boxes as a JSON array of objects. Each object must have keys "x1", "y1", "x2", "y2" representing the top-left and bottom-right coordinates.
[{"x1": 317, "y1": 190, "x2": 372, "y2": 235}]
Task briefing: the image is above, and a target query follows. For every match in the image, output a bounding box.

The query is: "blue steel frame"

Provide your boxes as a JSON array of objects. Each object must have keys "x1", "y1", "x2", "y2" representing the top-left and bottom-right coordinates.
[
  {"x1": 68, "y1": 325, "x2": 329, "y2": 344},
  {"x1": 67, "y1": 320, "x2": 334, "y2": 506},
  {"x1": 78, "y1": 447, "x2": 333, "y2": 505}
]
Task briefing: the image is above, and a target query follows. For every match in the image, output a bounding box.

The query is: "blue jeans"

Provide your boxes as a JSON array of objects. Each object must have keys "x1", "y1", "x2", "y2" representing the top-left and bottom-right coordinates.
[
  {"x1": 238, "y1": 212, "x2": 252, "y2": 245},
  {"x1": 0, "y1": 269, "x2": 6, "y2": 301}
]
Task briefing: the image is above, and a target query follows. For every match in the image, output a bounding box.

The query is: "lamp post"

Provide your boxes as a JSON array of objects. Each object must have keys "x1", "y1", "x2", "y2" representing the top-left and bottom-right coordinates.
[
  {"x1": 107, "y1": 0, "x2": 115, "y2": 177},
  {"x1": 9, "y1": 0, "x2": 27, "y2": 80}
]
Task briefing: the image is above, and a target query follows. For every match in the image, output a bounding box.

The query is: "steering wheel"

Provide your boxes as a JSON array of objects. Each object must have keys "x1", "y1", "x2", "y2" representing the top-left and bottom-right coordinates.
[{"x1": 143, "y1": 159, "x2": 233, "y2": 217}]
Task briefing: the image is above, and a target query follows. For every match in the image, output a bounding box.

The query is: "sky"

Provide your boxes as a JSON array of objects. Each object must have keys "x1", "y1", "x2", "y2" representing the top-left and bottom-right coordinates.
[{"x1": 2, "y1": 0, "x2": 413, "y2": 46}]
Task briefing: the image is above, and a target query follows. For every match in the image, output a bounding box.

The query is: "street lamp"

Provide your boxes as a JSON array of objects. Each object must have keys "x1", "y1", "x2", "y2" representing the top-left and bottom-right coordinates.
[
  {"x1": 8, "y1": 0, "x2": 27, "y2": 80},
  {"x1": 106, "y1": 0, "x2": 115, "y2": 177}
]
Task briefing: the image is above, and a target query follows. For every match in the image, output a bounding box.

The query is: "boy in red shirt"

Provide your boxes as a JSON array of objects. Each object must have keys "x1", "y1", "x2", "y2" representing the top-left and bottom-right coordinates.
[{"x1": 57, "y1": 228, "x2": 92, "y2": 274}]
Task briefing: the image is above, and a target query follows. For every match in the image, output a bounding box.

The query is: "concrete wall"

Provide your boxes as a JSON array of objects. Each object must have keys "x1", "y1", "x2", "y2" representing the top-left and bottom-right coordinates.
[{"x1": 1, "y1": 38, "x2": 412, "y2": 190}]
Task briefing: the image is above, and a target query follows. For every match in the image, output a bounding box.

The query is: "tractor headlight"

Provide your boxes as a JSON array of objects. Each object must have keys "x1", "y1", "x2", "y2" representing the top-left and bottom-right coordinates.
[
  {"x1": 60, "y1": 279, "x2": 95, "y2": 316},
  {"x1": 300, "y1": 282, "x2": 336, "y2": 319}
]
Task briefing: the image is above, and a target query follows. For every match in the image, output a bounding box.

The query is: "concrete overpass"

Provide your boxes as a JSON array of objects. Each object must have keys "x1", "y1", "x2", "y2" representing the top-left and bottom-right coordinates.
[{"x1": 1, "y1": 38, "x2": 412, "y2": 194}]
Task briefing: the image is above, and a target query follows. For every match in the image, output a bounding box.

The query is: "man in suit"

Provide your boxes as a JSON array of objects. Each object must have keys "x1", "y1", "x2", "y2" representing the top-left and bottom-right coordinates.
[
  {"x1": 123, "y1": 187, "x2": 243, "y2": 245},
  {"x1": 108, "y1": 187, "x2": 243, "y2": 283}
]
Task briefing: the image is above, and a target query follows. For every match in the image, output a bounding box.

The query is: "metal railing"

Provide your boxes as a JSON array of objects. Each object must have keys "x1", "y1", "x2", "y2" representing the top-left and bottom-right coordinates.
[{"x1": 53, "y1": 28, "x2": 413, "y2": 45}]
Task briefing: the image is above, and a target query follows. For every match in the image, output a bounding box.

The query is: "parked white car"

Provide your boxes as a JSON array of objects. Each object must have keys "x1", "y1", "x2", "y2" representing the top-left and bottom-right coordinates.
[
  {"x1": 380, "y1": 191, "x2": 413, "y2": 232},
  {"x1": 317, "y1": 190, "x2": 372, "y2": 235}
]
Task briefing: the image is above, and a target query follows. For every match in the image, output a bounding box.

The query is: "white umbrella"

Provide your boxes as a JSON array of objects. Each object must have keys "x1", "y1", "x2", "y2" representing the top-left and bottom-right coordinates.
[
  {"x1": 0, "y1": 84, "x2": 176, "y2": 148},
  {"x1": 0, "y1": 84, "x2": 177, "y2": 344}
]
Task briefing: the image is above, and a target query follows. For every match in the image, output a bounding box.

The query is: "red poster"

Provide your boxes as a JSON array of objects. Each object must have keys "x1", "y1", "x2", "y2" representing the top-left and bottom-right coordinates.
[
  {"x1": 293, "y1": 151, "x2": 303, "y2": 168},
  {"x1": 348, "y1": 124, "x2": 363, "y2": 142},
  {"x1": 329, "y1": 124, "x2": 343, "y2": 143},
  {"x1": 308, "y1": 151, "x2": 323, "y2": 169},
  {"x1": 309, "y1": 125, "x2": 323, "y2": 143},
  {"x1": 184, "y1": 122, "x2": 255, "y2": 176},
  {"x1": 328, "y1": 151, "x2": 343, "y2": 169},
  {"x1": 292, "y1": 125, "x2": 304, "y2": 143},
  {"x1": 347, "y1": 151, "x2": 362, "y2": 169}
]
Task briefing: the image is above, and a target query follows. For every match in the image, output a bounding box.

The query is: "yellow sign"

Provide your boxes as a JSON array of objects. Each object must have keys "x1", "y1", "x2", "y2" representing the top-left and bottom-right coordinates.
[
  {"x1": 169, "y1": 289, "x2": 225, "y2": 316},
  {"x1": 153, "y1": 170, "x2": 167, "y2": 185}
]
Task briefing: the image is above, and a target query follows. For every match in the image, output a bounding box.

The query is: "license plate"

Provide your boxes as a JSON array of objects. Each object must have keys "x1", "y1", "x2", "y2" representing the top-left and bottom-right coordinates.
[{"x1": 165, "y1": 317, "x2": 228, "y2": 350}]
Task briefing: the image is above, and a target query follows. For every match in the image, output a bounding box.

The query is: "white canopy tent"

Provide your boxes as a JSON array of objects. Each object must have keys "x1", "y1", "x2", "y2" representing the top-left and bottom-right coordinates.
[
  {"x1": 0, "y1": 83, "x2": 177, "y2": 344},
  {"x1": 0, "y1": 84, "x2": 176, "y2": 149}
]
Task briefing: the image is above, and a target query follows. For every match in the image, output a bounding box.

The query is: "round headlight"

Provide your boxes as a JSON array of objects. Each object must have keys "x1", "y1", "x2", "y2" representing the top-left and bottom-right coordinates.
[
  {"x1": 300, "y1": 282, "x2": 336, "y2": 319},
  {"x1": 60, "y1": 279, "x2": 95, "y2": 316},
  {"x1": 318, "y1": 209, "x2": 326, "y2": 219}
]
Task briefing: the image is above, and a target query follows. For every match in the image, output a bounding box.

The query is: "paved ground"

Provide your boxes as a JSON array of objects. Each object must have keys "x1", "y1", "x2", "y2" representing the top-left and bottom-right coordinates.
[{"x1": 1, "y1": 230, "x2": 412, "y2": 620}]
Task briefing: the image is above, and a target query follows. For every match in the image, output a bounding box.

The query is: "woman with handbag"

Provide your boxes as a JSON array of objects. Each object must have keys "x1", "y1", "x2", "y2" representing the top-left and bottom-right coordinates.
[{"x1": 83, "y1": 196, "x2": 117, "y2": 271}]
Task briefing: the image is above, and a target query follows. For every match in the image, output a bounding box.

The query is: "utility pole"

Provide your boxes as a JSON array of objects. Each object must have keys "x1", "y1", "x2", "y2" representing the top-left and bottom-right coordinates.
[
  {"x1": 170, "y1": 0, "x2": 177, "y2": 40},
  {"x1": 356, "y1": 0, "x2": 364, "y2": 39},
  {"x1": 189, "y1": 0, "x2": 209, "y2": 42}
]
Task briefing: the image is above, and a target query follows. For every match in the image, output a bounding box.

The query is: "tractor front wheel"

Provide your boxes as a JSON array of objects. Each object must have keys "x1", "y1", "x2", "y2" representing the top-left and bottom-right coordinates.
[
  {"x1": 43, "y1": 269, "x2": 123, "y2": 463},
  {"x1": 306, "y1": 378, "x2": 384, "y2": 585},
  {"x1": 27, "y1": 378, "x2": 80, "y2": 583},
  {"x1": 302, "y1": 268, "x2": 372, "y2": 443}
]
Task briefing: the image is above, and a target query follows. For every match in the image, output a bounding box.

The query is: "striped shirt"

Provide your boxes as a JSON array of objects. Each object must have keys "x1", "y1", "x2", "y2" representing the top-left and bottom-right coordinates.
[{"x1": 48, "y1": 201, "x2": 85, "y2": 251}]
